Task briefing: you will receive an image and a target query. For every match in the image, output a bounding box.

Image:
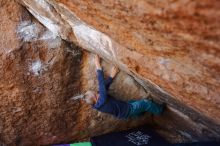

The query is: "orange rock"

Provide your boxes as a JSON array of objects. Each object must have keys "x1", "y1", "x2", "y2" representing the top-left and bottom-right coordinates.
[
  {"x1": 1, "y1": 0, "x2": 220, "y2": 145},
  {"x1": 20, "y1": 0, "x2": 220, "y2": 141},
  {"x1": 0, "y1": 2, "x2": 153, "y2": 145}
]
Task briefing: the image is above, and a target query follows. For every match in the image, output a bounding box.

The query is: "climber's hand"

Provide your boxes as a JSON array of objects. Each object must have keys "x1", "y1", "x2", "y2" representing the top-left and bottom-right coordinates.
[
  {"x1": 110, "y1": 66, "x2": 119, "y2": 78},
  {"x1": 95, "y1": 54, "x2": 102, "y2": 70}
]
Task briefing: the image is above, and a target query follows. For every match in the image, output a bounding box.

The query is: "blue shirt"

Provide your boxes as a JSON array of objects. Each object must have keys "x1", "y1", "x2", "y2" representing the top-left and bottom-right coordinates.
[{"x1": 93, "y1": 69, "x2": 130, "y2": 119}]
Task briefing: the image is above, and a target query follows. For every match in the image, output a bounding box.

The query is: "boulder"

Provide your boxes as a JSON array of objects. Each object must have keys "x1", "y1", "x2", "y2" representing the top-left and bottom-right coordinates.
[
  {"x1": 1, "y1": 0, "x2": 220, "y2": 145},
  {"x1": 19, "y1": 0, "x2": 220, "y2": 141},
  {"x1": 0, "y1": 1, "x2": 159, "y2": 145}
]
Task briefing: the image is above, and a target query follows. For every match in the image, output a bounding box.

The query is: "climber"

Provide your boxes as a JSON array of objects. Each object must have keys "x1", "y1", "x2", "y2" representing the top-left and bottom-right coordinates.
[{"x1": 83, "y1": 54, "x2": 165, "y2": 119}]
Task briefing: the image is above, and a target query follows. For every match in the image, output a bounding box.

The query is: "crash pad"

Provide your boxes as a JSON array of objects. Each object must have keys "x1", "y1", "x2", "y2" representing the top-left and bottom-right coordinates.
[
  {"x1": 71, "y1": 142, "x2": 92, "y2": 146},
  {"x1": 52, "y1": 127, "x2": 219, "y2": 146},
  {"x1": 90, "y1": 126, "x2": 220, "y2": 146},
  {"x1": 91, "y1": 126, "x2": 170, "y2": 146},
  {"x1": 53, "y1": 142, "x2": 92, "y2": 146}
]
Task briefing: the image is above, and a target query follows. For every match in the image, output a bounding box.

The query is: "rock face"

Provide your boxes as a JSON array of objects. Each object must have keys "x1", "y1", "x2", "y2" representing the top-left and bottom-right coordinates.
[
  {"x1": 19, "y1": 0, "x2": 220, "y2": 140},
  {"x1": 0, "y1": 1, "x2": 81, "y2": 145},
  {"x1": 1, "y1": 1, "x2": 161, "y2": 145},
  {"x1": 1, "y1": 0, "x2": 220, "y2": 145}
]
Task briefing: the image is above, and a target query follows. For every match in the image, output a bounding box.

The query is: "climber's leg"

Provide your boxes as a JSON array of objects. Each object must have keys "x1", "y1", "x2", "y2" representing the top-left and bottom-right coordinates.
[
  {"x1": 127, "y1": 100, "x2": 144, "y2": 118},
  {"x1": 128, "y1": 99, "x2": 164, "y2": 118},
  {"x1": 128, "y1": 100, "x2": 137, "y2": 103}
]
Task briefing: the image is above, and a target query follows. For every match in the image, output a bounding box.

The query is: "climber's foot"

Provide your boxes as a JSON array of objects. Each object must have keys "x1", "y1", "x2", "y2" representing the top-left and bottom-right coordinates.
[{"x1": 142, "y1": 92, "x2": 151, "y2": 99}]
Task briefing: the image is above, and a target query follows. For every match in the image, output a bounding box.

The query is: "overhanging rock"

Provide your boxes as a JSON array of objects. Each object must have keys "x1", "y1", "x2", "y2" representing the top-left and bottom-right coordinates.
[
  {"x1": 1, "y1": 1, "x2": 156, "y2": 145},
  {"x1": 20, "y1": 0, "x2": 220, "y2": 141}
]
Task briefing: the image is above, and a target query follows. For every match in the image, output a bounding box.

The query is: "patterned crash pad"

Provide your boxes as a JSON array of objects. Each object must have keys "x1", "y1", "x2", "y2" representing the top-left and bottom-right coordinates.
[
  {"x1": 53, "y1": 127, "x2": 219, "y2": 146},
  {"x1": 90, "y1": 126, "x2": 220, "y2": 146},
  {"x1": 91, "y1": 126, "x2": 170, "y2": 146}
]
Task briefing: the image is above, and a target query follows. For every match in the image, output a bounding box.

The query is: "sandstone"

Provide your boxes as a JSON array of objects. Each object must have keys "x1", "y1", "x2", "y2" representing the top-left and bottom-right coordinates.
[
  {"x1": 1, "y1": 0, "x2": 220, "y2": 145},
  {"x1": 19, "y1": 0, "x2": 220, "y2": 141},
  {"x1": 0, "y1": 2, "x2": 82, "y2": 145},
  {"x1": 0, "y1": 1, "x2": 165, "y2": 145}
]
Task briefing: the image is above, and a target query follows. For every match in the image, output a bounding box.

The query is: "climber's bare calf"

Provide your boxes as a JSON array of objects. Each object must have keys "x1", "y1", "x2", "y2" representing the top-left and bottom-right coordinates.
[{"x1": 82, "y1": 54, "x2": 164, "y2": 119}]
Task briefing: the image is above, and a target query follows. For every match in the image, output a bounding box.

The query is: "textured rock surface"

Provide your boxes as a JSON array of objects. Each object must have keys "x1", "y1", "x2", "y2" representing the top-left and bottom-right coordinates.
[
  {"x1": 19, "y1": 0, "x2": 220, "y2": 141},
  {"x1": 0, "y1": 1, "x2": 82, "y2": 145},
  {"x1": 1, "y1": 1, "x2": 169, "y2": 145},
  {"x1": 1, "y1": 0, "x2": 220, "y2": 145}
]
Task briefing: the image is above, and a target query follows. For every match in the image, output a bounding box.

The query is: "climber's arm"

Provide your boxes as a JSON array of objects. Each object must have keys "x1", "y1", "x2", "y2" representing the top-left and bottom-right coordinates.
[
  {"x1": 105, "y1": 77, "x2": 113, "y2": 90},
  {"x1": 105, "y1": 66, "x2": 118, "y2": 90},
  {"x1": 94, "y1": 55, "x2": 108, "y2": 107},
  {"x1": 97, "y1": 69, "x2": 108, "y2": 106}
]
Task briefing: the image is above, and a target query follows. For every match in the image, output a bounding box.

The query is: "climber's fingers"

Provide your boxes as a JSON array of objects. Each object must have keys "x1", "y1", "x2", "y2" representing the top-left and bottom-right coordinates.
[
  {"x1": 95, "y1": 54, "x2": 101, "y2": 69},
  {"x1": 110, "y1": 66, "x2": 119, "y2": 78}
]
